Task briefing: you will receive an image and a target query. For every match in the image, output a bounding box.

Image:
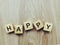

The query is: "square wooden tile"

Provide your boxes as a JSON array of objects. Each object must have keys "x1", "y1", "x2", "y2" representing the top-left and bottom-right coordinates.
[
  {"x1": 43, "y1": 22, "x2": 53, "y2": 32},
  {"x1": 33, "y1": 20, "x2": 44, "y2": 30},
  {"x1": 5, "y1": 24, "x2": 14, "y2": 33},
  {"x1": 24, "y1": 21, "x2": 33, "y2": 30},
  {"x1": 14, "y1": 25, "x2": 23, "y2": 34}
]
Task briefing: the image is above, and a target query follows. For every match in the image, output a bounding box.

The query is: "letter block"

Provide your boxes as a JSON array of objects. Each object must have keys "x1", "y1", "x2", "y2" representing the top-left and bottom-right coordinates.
[
  {"x1": 24, "y1": 21, "x2": 33, "y2": 30},
  {"x1": 33, "y1": 20, "x2": 44, "y2": 30},
  {"x1": 14, "y1": 25, "x2": 23, "y2": 34},
  {"x1": 43, "y1": 22, "x2": 53, "y2": 32},
  {"x1": 5, "y1": 24, "x2": 14, "y2": 33}
]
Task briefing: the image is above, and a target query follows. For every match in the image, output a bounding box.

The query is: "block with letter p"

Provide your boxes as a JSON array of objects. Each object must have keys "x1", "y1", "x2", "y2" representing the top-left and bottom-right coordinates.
[
  {"x1": 33, "y1": 20, "x2": 44, "y2": 30},
  {"x1": 5, "y1": 24, "x2": 14, "y2": 33},
  {"x1": 24, "y1": 21, "x2": 33, "y2": 30}
]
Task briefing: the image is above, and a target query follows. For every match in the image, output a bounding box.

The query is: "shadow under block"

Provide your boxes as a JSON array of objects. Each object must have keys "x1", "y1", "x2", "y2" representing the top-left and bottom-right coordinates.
[
  {"x1": 33, "y1": 20, "x2": 44, "y2": 30},
  {"x1": 24, "y1": 21, "x2": 33, "y2": 30},
  {"x1": 5, "y1": 24, "x2": 14, "y2": 33},
  {"x1": 43, "y1": 22, "x2": 53, "y2": 32},
  {"x1": 14, "y1": 25, "x2": 23, "y2": 34}
]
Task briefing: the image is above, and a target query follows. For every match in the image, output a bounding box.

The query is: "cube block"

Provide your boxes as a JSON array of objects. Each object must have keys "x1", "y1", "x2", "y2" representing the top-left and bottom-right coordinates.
[
  {"x1": 24, "y1": 21, "x2": 33, "y2": 30},
  {"x1": 14, "y1": 25, "x2": 23, "y2": 34},
  {"x1": 33, "y1": 20, "x2": 44, "y2": 30},
  {"x1": 43, "y1": 22, "x2": 53, "y2": 32},
  {"x1": 5, "y1": 24, "x2": 14, "y2": 33}
]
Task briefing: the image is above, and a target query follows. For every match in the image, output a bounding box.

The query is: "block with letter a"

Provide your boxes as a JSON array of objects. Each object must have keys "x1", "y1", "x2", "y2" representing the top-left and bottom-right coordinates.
[
  {"x1": 43, "y1": 22, "x2": 53, "y2": 32},
  {"x1": 5, "y1": 24, "x2": 14, "y2": 33},
  {"x1": 14, "y1": 25, "x2": 23, "y2": 34}
]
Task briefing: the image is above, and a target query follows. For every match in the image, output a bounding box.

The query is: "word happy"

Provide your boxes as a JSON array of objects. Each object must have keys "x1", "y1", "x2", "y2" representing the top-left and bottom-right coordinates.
[{"x1": 5, "y1": 20, "x2": 53, "y2": 34}]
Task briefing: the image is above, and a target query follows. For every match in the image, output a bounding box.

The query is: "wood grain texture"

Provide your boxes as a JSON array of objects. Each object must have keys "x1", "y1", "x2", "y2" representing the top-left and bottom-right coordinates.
[{"x1": 0, "y1": 0, "x2": 60, "y2": 45}]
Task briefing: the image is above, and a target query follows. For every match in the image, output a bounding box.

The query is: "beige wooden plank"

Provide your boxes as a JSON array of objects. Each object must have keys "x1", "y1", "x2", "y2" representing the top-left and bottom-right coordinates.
[
  {"x1": 0, "y1": 0, "x2": 21, "y2": 45},
  {"x1": 0, "y1": 0, "x2": 60, "y2": 45},
  {"x1": 42, "y1": 0, "x2": 57, "y2": 45},
  {"x1": 0, "y1": 18, "x2": 5, "y2": 45},
  {"x1": 51, "y1": 0, "x2": 60, "y2": 44},
  {"x1": 18, "y1": 0, "x2": 44, "y2": 45},
  {"x1": 57, "y1": 44, "x2": 60, "y2": 45}
]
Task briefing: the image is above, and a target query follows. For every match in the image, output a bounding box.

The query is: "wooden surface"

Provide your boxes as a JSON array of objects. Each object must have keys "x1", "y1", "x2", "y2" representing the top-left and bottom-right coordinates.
[{"x1": 0, "y1": 0, "x2": 60, "y2": 45}]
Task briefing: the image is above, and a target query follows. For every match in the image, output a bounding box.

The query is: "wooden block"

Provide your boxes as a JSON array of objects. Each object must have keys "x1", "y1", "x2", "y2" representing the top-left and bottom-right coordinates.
[
  {"x1": 33, "y1": 20, "x2": 44, "y2": 30},
  {"x1": 5, "y1": 24, "x2": 14, "y2": 33},
  {"x1": 24, "y1": 21, "x2": 33, "y2": 30},
  {"x1": 14, "y1": 25, "x2": 23, "y2": 34},
  {"x1": 43, "y1": 22, "x2": 53, "y2": 32}
]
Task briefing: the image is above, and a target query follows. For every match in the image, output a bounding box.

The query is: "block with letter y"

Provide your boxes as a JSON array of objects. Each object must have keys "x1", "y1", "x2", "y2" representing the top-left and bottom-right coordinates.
[{"x1": 43, "y1": 22, "x2": 53, "y2": 32}]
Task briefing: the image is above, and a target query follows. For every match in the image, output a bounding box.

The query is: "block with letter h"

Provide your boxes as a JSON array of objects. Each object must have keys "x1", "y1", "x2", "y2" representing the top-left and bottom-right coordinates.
[{"x1": 5, "y1": 24, "x2": 14, "y2": 33}]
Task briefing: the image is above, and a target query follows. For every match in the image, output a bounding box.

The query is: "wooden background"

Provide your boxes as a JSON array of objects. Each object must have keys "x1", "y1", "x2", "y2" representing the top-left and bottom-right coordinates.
[{"x1": 0, "y1": 0, "x2": 60, "y2": 45}]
